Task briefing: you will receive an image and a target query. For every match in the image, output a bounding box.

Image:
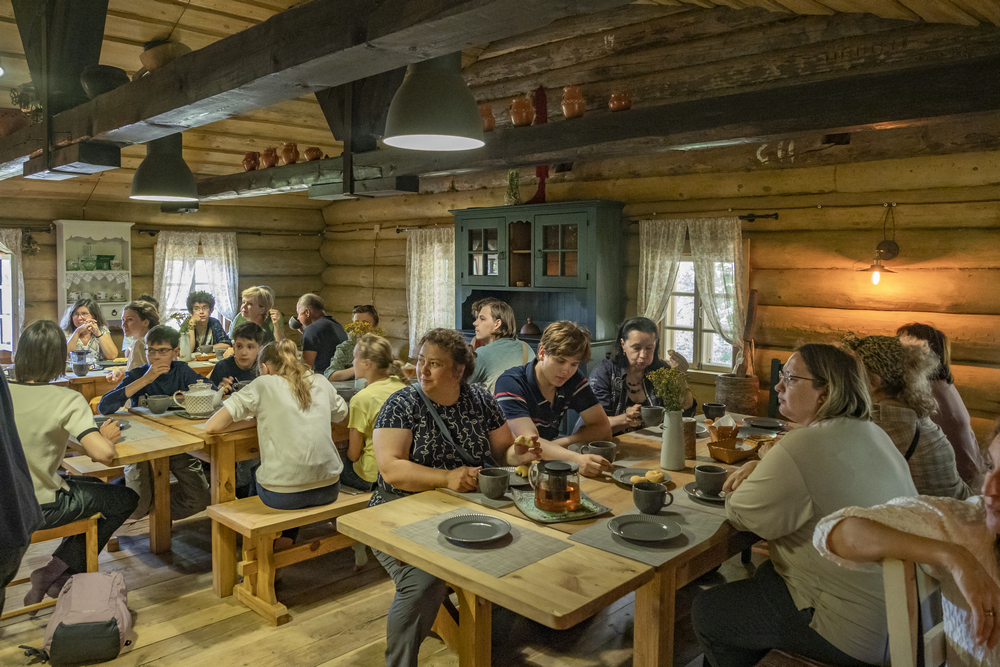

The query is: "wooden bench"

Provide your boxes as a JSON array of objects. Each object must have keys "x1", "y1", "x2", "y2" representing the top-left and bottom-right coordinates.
[
  {"x1": 205, "y1": 492, "x2": 372, "y2": 625},
  {"x1": 1, "y1": 514, "x2": 102, "y2": 621}
]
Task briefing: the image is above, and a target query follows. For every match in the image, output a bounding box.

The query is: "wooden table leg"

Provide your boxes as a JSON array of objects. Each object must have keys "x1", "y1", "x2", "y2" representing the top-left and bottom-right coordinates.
[
  {"x1": 148, "y1": 457, "x2": 172, "y2": 554},
  {"x1": 634, "y1": 566, "x2": 677, "y2": 667},
  {"x1": 211, "y1": 440, "x2": 238, "y2": 597},
  {"x1": 456, "y1": 586, "x2": 491, "y2": 667}
]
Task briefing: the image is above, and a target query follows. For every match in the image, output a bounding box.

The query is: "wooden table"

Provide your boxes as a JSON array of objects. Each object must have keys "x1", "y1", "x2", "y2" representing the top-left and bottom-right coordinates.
[
  {"x1": 338, "y1": 491, "x2": 654, "y2": 666},
  {"x1": 70, "y1": 412, "x2": 205, "y2": 554},
  {"x1": 52, "y1": 369, "x2": 116, "y2": 403}
]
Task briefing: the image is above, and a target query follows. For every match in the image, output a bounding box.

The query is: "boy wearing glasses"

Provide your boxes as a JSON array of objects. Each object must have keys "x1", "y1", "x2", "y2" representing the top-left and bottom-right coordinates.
[{"x1": 98, "y1": 325, "x2": 211, "y2": 521}]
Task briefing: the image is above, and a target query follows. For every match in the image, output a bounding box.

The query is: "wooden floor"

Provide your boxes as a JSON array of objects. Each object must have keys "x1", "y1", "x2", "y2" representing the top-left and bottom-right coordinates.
[{"x1": 0, "y1": 513, "x2": 756, "y2": 666}]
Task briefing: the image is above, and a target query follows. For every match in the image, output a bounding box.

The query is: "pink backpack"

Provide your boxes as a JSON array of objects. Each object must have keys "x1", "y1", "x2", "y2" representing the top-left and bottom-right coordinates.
[{"x1": 22, "y1": 572, "x2": 132, "y2": 665}]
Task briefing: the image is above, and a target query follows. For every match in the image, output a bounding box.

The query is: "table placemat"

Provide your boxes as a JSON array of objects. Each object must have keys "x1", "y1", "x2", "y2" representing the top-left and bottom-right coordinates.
[
  {"x1": 391, "y1": 508, "x2": 570, "y2": 578},
  {"x1": 128, "y1": 406, "x2": 183, "y2": 419},
  {"x1": 439, "y1": 487, "x2": 514, "y2": 509},
  {"x1": 568, "y1": 506, "x2": 727, "y2": 567},
  {"x1": 99, "y1": 419, "x2": 170, "y2": 443},
  {"x1": 672, "y1": 489, "x2": 729, "y2": 517}
]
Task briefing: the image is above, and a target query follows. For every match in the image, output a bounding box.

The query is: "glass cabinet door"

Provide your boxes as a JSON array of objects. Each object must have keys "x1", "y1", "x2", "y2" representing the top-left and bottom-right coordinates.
[
  {"x1": 533, "y1": 212, "x2": 587, "y2": 287},
  {"x1": 457, "y1": 216, "x2": 507, "y2": 287}
]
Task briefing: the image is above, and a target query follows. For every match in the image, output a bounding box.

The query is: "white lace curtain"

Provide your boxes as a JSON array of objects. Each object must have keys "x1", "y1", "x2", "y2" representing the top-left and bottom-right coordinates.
[
  {"x1": 0, "y1": 228, "x2": 23, "y2": 352},
  {"x1": 636, "y1": 217, "x2": 747, "y2": 370},
  {"x1": 406, "y1": 228, "x2": 455, "y2": 353},
  {"x1": 153, "y1": 231, "x2": 200, "y2": 321},
  {"x1": 199, "y1": 233, "x2": 239, "y2": 322}
]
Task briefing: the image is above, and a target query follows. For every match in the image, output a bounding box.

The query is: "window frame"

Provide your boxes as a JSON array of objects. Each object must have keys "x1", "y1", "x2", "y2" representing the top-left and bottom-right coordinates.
[
  {"x1": 0, "y1": 253, "x2": 12, "y2": 351},
  {"x1": 659, "y1": 257, "x2": 734, "y2": 373}
]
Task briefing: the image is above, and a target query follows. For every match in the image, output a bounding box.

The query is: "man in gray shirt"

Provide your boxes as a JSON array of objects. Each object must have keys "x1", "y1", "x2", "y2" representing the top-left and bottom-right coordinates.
[{"x1": 467, "y1": 298, "x2": 534, "y2": 393}]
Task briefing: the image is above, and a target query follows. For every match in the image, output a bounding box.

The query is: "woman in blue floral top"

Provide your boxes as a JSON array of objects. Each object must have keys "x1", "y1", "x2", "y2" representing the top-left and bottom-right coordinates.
[{"x1": 370, "y1": 328, "x2": 540, "y2": 667}]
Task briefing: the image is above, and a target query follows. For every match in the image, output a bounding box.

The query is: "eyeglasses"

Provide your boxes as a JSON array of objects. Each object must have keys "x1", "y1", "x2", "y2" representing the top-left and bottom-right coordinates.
[
  {"x1": 778, "y1": 370, "x2": 816, "y2": 385},
  {"x1": 147, "y1": 347, "x2": 176, "y2": 357}
]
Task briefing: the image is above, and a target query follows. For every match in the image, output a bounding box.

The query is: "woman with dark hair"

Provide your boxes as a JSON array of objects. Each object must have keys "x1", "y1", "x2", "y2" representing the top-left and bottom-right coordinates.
[
  {"x1": 369, "y1": 328, "x2": 541, "y2": 667},
  {"x1": 61, "y1": 297, "x2": 117, "y2": 361},
  {"x1": 588, "y1": 317, "x2": 694, "y2": 433},
  {"x1": 897, "y1": 322, "x2": 983, "y2": 484},
  {"x1": 693, "y1": 343, "x2": 917, "y2": 667},
  {"x1": 108, "y1": 299, "x2": 161, "y2": 384},
  {"x1": 185, "y1": 290, "x2": 231, "y2": 352},
  {"x1": 9, "y1": 321, "x2": 137, "y2": 606}
]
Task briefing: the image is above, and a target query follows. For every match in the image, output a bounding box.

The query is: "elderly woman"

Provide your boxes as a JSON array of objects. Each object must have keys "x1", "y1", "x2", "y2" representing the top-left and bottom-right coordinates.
[
  {"x1": 815, "y1": 421, "x2": 1000, "y2": 666},
  {"x1": 588, "y1": 317, "x2": 695, "y2": 433},
  {"x1": 61, "y1": 298, "x2": 117, "y2": 362},
  {"x1": 692, "y1": 344, "x2": 917, "y2": 667},
  {"x1": 185, "y1": 290, "x2": 231, "y2": 352},
  {"x1": 107, "y1": 299, "x2": 160, "y2": 384},
  {"x1": 846, "y1": 335, "x2": 973, "y2": 500},
  {"x1": 228, "y1": 286, "x2": 283, "y2": 345},
  {"x1": 370, "y1": 328, "x2": 541, "y2": 667},
  {"x1": 897, "y1": 323, "x2": 983, "y2": 484}
]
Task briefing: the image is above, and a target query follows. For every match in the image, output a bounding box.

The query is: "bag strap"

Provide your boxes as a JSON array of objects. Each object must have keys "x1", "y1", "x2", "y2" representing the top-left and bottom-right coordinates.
[
  {"x1": 904, "y1": 424, "x2": 921, "y2": 461},
  {"x1": 521, "y1": 340, "x2": 530, "y2": 365},
  {"x1": 414, "y1": 385, "x2": 479, "y2": 467}
]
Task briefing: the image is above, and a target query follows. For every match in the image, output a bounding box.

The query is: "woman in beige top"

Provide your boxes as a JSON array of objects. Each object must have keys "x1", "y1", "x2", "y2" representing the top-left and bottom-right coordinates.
[
  {"x1": 692, "y1": 344, "x2": 917, "y2": 667},
  {"x1": 107, "y1": 300, "x2": 159, "y2": 384}
]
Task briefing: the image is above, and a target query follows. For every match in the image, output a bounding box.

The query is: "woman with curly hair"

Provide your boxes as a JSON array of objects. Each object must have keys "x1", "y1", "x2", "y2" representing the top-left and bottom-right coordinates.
[{"x1": 846, "y1": 335, "x2": 973, "y2": 500}]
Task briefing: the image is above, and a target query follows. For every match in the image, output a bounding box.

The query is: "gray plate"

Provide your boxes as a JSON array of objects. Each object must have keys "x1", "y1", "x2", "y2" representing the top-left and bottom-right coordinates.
[
  {"x1": 175, "y1": 410, "x2": 211, "y2": 420},
  {"x1": 611, "y1": 467, "x2": 670, "y2": 487},
  {"x1": 95, "y1": 417, "x2": 130, "y2": 430},
  {"x1": 683, "y1": 481, "x2": 726, "y2": 504},
  {"x1": 608, "y1": 515, "x2": 682, "y2": 543},
  {"x1": 496, "y1": 466, "x2": 530, "y2": 487},
  {"x1": 741, "y1": 417, "x2": 787, "y2": 431},
  {"x1": 438, "y1": 514, "x2": 511, "y2": 544}
]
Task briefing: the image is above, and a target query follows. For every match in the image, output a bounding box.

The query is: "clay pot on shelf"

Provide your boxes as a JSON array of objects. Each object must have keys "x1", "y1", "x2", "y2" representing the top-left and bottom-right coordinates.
[
  {"x1": 479, "y1": 104, "x2": 495, "y2": 132},
  {"x1": 242, "y1": 151, "x2": 260, "y2": 172},
  {"x1": 561, "y1": 85, "x2": 585, "y2": 119},
  {"x1": 0, "y1": 109, "x2": 30, "y2": 137},
  {"x1": 304, "y1": 146, "x2": 323, "y2": 162},
  {"x1": 520, "y1": 317, "x2": 541, "y2": 335},
  {"x1": 280, "y1": 142, "x2": 299, "y2": 165},
  {"x1": 139, "y1": 40, "x2": 192, "y2": 72},
  {"x1": 80, "y1": 65, "x2": 130, "y2": 99},
  {"x1": 260, "y1": 147, "x2": 278, "y2": 169},
  {"x1": 509, "y1": 96, "x2": 535, "y2": 127},
  {"x1": 608, "y1": 91, "x2": 632, "y2": 112}
]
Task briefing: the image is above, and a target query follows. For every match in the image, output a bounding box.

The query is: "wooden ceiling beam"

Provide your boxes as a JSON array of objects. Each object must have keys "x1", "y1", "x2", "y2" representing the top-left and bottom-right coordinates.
[
  {"x1": 195, "y1": 54, "x2": 1000, "y2": 200},
  {"x1": 0, "y1": 0, "x2": 636, "y2": 180}
]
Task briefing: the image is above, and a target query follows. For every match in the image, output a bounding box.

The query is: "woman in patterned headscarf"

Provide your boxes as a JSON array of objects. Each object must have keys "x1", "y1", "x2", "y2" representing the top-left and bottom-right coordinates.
[{"x1": 845, "y1": 334, "x2": 972, "y2": 499}]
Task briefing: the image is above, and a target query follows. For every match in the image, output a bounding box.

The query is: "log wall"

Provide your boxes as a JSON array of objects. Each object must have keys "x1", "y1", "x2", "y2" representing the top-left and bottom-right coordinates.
[{"x1": 322, "y1": 148, "x2": 1000, "y2": 442}]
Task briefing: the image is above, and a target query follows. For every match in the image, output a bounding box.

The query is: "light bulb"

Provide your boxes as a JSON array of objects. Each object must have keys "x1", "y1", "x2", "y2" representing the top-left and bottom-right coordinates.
[{"x1": 871, "y1": 270, "x2": 881, "y2": 286}]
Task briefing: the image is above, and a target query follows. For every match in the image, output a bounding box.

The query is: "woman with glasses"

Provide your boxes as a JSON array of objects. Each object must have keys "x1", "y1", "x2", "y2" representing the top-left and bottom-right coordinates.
[
  {"x1": 184, "y1": 290, "x2": 231, "y2": 353},
  {"x1": 61, "y1": 297, "x2": 117, "y2": 362},
  {"x1": 692, "y1": 344, "x2": 918, "y2": 667}
]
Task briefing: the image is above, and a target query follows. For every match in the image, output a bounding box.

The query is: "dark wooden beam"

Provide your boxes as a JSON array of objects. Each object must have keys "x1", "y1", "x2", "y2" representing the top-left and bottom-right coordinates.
[
  {"x1": 316, "y1": 68, "x2": 407, "y2": 153},
  {"x1": 0, "y1": 0, "x2": 635, "y2": 180},
  {"x1": 198, "y1": 160, "x2": 382, "y2": 201},
  {"x1": 196, "y1": 54, "x2": 1000, "y2": 199}
]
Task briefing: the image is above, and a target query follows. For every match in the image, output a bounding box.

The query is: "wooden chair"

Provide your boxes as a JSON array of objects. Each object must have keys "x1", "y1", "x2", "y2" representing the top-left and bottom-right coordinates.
[
  {"x1": 767, "y1": 359, "x2": 784, "y2": 419},
  {"x1": 1, "y1": 514, "x2": 102, "y2": 621},
  {"x1": 205, "y1": 492, "x2": 372, "y2": 625},
  {"x1": 883, "y1": 559, "x2": 946, "y2": 667}
]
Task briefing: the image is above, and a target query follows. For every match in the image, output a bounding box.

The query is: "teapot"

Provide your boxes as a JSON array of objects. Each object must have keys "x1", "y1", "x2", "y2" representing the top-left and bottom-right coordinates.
[
  {"x1": 172, "y1": 381, "x2": 225, "y2": 417},
  {"x1": 528, "y1": 460, "x2": 581, "y2": 512}
]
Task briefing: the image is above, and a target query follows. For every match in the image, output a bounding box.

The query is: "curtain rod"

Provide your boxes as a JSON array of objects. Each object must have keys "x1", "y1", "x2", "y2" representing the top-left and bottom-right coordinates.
[
  {"x1": 626, "y1": 212, "x2": 778, "y2": 223},
  {"x1": 323, "y1": 223, "x2": 451, "y2": 235},
  {"x1": 134, "y1": 228, "x2": 323, "y2": 237}
]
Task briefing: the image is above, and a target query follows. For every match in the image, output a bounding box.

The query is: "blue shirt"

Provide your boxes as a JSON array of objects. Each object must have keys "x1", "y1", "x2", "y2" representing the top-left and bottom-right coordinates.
[
  {"x1": 494, "y1": 361, "x2": 599, "y2": 440},
  {"x1": 301, "y1": 316, "x2": 347, "y2": 372},
  {"x1": 192, "y1": 317, "x2": 231, "y2": 347},
  {"x1": 98, "y1": 361, "x2": 214, "y2": 414},
  {"x1": 209, "y1": 357, "x2": 258, "y2": 386}
]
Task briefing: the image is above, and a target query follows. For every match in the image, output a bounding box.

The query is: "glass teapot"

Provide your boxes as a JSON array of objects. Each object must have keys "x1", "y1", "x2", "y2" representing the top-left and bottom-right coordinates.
[{"x1": 528, "y1": 460, "x2": 581, "y2": 512}]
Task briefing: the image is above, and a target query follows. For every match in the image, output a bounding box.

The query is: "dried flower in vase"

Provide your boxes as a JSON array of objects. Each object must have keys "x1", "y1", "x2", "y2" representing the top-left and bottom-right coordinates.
[
  {"x1": 504, "y1": 169, "x2": 522, "y2": 206},
  {"x1": 345, "y1": 320, "x2": 386, "y2": 340},
  {"x1": 646, "y1": 367, "x2": 688, "y2": 412}
]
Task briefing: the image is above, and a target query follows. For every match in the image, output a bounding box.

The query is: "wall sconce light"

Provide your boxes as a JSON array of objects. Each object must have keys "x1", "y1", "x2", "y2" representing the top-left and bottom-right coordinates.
[{"x1": 861, "y1": 204, "x2": 899, "y2": 285}]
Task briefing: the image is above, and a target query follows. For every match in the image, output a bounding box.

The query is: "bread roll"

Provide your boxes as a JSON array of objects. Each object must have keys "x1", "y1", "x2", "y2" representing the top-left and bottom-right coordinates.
[
  {"x1": 514, "y1": 435, "x2": 534, "y2": 448},
  {"x1": 630, "y1": 475, "x2": 644, "y2": 484},
  {"x1": 645, "y1": 470, "x2": 665, "y2": 483}
]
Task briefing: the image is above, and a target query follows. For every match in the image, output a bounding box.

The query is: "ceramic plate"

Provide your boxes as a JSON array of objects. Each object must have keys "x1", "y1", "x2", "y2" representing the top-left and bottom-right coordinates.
[
  {"x1": 741, "y1": 417, "x2": 787, "y2": 430},
  {"x1": 438, "y1": 514, "x2": 511, "y2": 544},
  {"x1": 568, "y1": 443, "x2": 583, "y2": 454},
  {"x1": 95, "y1": 417, "x2": 130, "y2": 430},
  {"x1": 610, "y1": 467, "x2": 670, "y2": 487},
  {"x1": 683, "y1": 481, "x2": 726, "y2": 504},
  {"x1": 175, "y1": 410, "x2": 211, "y2": 420},
  {"x1": 496, "y1": 466, "x2": 530, "y2": 487},
  {"x1": 608, "y1": 515, "x2": 682, "y2": 543},
  {"x1": 97, "y1": 360, "x2": 126, "y2": 368}
]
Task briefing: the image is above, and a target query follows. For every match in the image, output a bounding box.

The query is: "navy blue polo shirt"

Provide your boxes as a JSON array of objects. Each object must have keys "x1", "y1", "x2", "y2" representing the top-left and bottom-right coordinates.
[{"x1": 494, "y1": 361, "x2": 599, "y2": 440}]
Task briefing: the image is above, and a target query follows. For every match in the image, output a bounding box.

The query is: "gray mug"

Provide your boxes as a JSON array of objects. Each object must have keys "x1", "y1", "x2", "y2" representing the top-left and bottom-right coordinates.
[
  {"x1": 640, "y1": 406, "x2": 664, "y2": 427},
  {"x1": 146, "y1": 395, "x2": 172, "y2": 415},
  {"x1": 581, "y1": 441, "x2": 617, "y2": 463},
  {"x1": 478, "y1": 468, "x2": 510, "y2": 500},
  {"x1": 695, "y1": 464, "x2": 729, "y2": 497},
  {"x1": 633, "y1": 481, "x2": 673, "y2": 515},
  {"x1": 215, "y1": 348, "x2": 225, "y2": 360},
  {"x1": 199, "y1": 344, "x2": 214, "y2": 354}
]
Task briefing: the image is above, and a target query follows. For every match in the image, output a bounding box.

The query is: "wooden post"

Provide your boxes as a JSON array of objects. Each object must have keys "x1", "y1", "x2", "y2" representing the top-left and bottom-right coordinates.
[
  {"x1": 634, "y1": 566, "x2": 677, "y2": 667},
  {"x1": 456, "y1": 586, "x2": 491, "y2": 667},
  {"x1": 147, "y1": 457, "x2": 171, "y2": 554},
  {"x1": 211, "y1": 440, "x2": 238, "y2": 597}
]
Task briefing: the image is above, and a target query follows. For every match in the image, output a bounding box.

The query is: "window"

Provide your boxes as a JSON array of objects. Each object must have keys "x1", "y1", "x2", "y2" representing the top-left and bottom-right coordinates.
[
  {"x1": 661, "y1": 260, "x2": 734, "y2": 371},
  {"x1": 0, "y1": 254, "x2": 11, "y2": 351},
  {"x1": 164, "y1": 254, "x2": 222, "y2": 331}
]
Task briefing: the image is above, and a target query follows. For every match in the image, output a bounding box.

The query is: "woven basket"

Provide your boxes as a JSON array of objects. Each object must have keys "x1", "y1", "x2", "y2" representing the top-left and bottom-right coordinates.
[{"x1": 715, "y1": 373, "x2": 760, "y2": 416}]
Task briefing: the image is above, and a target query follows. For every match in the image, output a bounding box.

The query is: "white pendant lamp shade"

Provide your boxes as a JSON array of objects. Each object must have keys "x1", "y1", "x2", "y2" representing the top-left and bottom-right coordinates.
[
  {"x1": 130, "y1": 133, "x2": 198, "y2": 202},
  {"x1": 383, "y1": 52, "x2": 484, "y2": 151}
]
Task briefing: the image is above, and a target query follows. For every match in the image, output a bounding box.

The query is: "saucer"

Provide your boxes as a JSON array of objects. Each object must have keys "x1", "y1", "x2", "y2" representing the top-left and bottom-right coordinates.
[{"x1": 683, "y1": 481, "x2": 726, "y2": 504}]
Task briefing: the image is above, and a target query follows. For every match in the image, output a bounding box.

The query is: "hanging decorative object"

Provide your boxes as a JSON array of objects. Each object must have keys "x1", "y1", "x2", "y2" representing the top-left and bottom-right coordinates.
[
  {"x1": 10, "y1": 83, "x2": 42, "y2": 125},
  {"x1": 861, "y1": 203, "x2": 900, "y2": 285},
  {"x1": 504, "y1": 169, "x2": 522, "y2": 206},
  {"x1": 525, "y1": 86, "x2": 549, "y2": 205},
  {"x1": 21, "y1": 232, "x2": 39, "y2": 256}
]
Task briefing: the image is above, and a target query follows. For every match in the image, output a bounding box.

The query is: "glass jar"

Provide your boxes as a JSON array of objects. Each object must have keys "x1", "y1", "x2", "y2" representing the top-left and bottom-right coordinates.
[{"x1": 529, "y1": 460, "x2": 581, "y2": 512}]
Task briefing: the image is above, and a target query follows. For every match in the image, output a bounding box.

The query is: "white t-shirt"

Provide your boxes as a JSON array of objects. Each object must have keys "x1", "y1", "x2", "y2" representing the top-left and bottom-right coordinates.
[
  {"x1": 223, "y1": 373, "x2": 348, "y2": 493},
  {"x1": 9, "y1": 382, "x2": 99, "y2": 504}
]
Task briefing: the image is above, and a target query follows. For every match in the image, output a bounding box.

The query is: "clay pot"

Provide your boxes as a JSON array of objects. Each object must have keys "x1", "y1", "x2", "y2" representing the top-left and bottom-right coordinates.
[
  {"x1": 509, "y1": 96, "x2": 535, "y2": 127},
  {"x1": 520, "y1": 317, "x2": 541, "y2": 336},
  {"x1": 280, "y1": 142, "x2": 299, "y2": 166},
  {"x1": 561, "y1": 85, "x2": 585, "y2": 119},
  {"x1": 260, "y1": 147, "x2": 278, "y2": 169},
  {"x1": 139, "y1": 41, "x2": 192, "y2": 71},
  {"x1": 80, "y1": 65, "x2": 130, "y2": 99},
  {"x1": 304, "y1": 146, "x2": 323, "y2": 161},
  {"x1": 479, "y1": 104, "x2": 495, "y2": 132},
  {"x1": 0, "y1": 109, "x2": 30, "y2": 137},
  {"x1": 242, "y1": 151, "x2": 260, "y2": 172},
  {"x1": 608, "y1": 91, "x2": 632, "y2": 112}
]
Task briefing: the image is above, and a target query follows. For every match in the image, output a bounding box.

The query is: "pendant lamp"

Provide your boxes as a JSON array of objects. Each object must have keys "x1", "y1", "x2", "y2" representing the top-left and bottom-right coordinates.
[
  {"x1": 383, "y1": 52, "x2": 484, "y2": 151},
  {"x1": 130, "y1": 133, "x2": 198, "y2": 202},
  {"x1": 860, "y1": 204, "x2": 899, "y2": 285}
]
